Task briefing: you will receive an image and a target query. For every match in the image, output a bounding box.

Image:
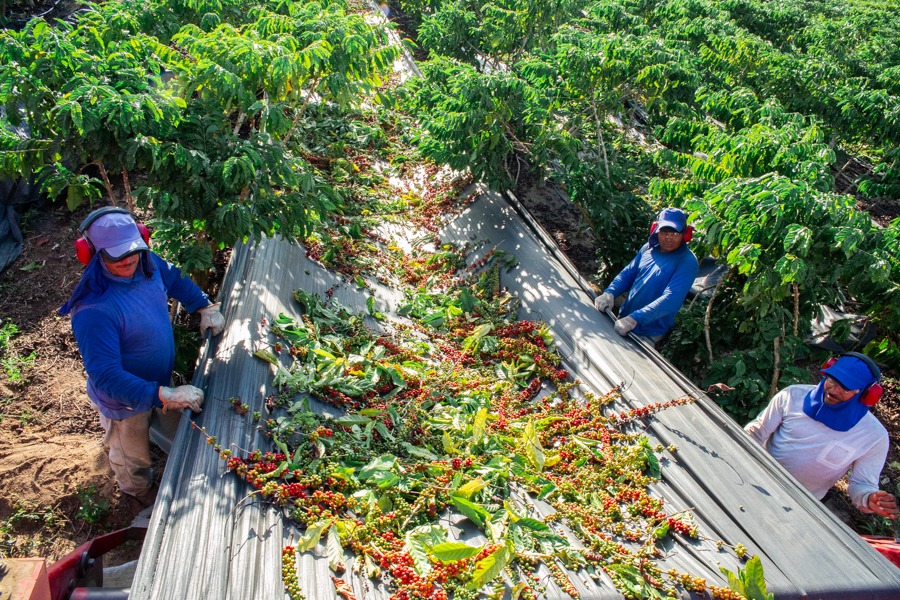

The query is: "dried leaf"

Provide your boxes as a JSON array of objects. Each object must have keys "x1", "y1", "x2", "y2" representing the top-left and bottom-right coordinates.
[{"x1": 331, "y1": 576, "x2": 356, "y2": 600}]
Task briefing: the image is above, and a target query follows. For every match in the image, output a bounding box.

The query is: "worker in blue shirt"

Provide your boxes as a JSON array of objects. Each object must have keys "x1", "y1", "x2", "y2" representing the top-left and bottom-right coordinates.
[
  {"x1": 60, "y1": 208, "x2": 225, "y2": 506},
  {"x1": 594, "y1": 208, "x2": 699, "y2": 344}
]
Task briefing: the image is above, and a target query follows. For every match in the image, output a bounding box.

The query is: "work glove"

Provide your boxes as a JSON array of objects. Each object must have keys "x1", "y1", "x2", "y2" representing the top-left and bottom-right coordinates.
[
  {"x1": 159, "y1": 385, "x2": 204, "y2": 413},
  {"x1": 199, "y1": 302, "x2": 225, "y2": 336},
  {"x1": 614, "y1": 316, "x2": 637, "y2": 336},
  {"x1": 594, "y1": 292, "x2": 614, "y2": 312}
]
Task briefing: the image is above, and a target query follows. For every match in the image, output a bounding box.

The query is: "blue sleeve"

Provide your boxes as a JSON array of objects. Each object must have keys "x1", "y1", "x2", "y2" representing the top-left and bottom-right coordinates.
[
  {"x1": 72, "y1": 308, "x2": 161, "y2": 413},
  {"x1": 629, "y1": 254, "x2": 699, "y2": 325},
  {"x1": 605, "y1": 246, "x2": 645, "y2": 298},
  {"x1": 152, "y1": 254, "x2": 210, "y2": 313}
]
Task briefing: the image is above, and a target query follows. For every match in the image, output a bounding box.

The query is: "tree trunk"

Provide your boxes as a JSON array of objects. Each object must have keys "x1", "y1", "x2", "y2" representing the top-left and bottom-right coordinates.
[
  {"x1": 769, "y1": 335, "x2": 781, "y2": 399},
  {"x1": 704, "y1": 274, "x2": 728, "y2": 365}
]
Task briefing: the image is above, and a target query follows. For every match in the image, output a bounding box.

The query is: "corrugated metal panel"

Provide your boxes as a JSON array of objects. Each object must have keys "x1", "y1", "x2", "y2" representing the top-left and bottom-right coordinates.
[{"x1": 131, "y1": 190, "x2": 900, "y2": 599}]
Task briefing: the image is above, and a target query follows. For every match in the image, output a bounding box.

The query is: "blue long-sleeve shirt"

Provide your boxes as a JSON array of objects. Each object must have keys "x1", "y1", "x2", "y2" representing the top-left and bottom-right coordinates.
[
  {"x1": 604, "y1": 240, "x2": 699, "y2": 338},
  {"x1": 60, "y1": 252, "x2": 209, "y2": 419}
]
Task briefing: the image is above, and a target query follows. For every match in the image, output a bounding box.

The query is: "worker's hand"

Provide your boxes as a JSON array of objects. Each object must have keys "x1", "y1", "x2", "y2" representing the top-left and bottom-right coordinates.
[
  {"x1": 867, "y1": 490, "x2": 899, "y2": 519},
  {"x1": 594, "y1": 292, "x2": 614, "y2": 312},
  {"x1": 614, "y1": 316, "x2": 637, "y2": 336},
  {"x1": 199, "y1": 302, "x2": 225, "y2": 337},
  {"x1": 159, "y1": 385, "x2": 204, "y2": 413}
]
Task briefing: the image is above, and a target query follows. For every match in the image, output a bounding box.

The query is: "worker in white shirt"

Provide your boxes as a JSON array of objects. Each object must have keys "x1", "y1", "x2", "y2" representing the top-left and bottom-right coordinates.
[{"x1": 745, "y1": 352, "x2": 897, "y2": 518}]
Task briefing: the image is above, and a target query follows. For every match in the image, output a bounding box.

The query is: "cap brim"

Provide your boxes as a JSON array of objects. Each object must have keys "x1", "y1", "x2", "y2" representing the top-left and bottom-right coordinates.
[
  {"x1": 101, "y1": 238, "x2": 148, "y2": 261},
  {"x1": 823, "y1": 363, "x2": 871, "y2": 391},
  {"x1": 656, "y1": 219, "x2": 683, "y2": 232}
]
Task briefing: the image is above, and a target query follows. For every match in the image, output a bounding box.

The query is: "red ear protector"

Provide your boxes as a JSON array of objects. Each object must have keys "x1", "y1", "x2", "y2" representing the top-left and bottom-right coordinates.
[
  {"x1": 650, "y1": 221, "x2": 694, "y2": 243},
  {"x1": 821, "y1": 351, "x2": 883, "y2": 407},
  {"x1": 75, "y1": 207, "x2": 150, "y2": 265}
]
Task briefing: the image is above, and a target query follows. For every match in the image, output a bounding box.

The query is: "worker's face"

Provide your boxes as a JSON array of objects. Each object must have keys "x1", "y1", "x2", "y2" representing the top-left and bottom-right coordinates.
[
  {"x1": 657, "y1": 228, "x2": 684, "y2": 253},
  {"x1": 823, "y1": 376, "x2": 859, "y2": 405},
  {"x1": 103, "y1": 252, "x2": 141, "y2": 278}
]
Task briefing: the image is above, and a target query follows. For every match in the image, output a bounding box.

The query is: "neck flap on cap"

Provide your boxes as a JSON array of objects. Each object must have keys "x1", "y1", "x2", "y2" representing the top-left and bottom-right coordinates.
[
  {"x1": 802, "y1": 379, "x2": 869, "y2": 432},
  {"x1": 59, "y1": 252, "x2": 155, "y2": 315}
]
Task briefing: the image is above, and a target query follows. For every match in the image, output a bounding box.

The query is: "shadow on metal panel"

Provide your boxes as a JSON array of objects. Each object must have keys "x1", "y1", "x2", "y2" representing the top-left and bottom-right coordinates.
[{"x1": 130, "y1": 195, "x2": 900, "y2": 600}]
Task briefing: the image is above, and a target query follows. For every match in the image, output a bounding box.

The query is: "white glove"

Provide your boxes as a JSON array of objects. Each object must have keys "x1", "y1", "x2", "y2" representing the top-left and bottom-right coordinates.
[
  {"x1": 159, "y1": 385, "x2": 204, "y2": 413},
  {"x1": 199, "y1": 303, "x2": 225, "y2": 336},
  {"x1": 594, "y1": 292, "x2": 614, "y2": 312},
  {"x1": 614, "y1": 316, "x2": 637, "y2": 336}
]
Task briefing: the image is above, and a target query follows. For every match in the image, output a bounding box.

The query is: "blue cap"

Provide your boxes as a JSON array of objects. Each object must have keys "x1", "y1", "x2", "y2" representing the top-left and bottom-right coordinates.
[
  {"x1": 822, "y1": 355, "x2": 878, "y2": 391},
  {"x1": 657, "y1": 208, "x2": 687, "y2": 232},
  {"x1": 86, "y1": 213, "x2": 148, "y2": 261}
]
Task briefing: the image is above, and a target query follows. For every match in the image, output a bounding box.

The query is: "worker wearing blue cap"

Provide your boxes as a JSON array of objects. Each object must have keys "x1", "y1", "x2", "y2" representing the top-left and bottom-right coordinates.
[
  {"x1": 60, "y1": 208, "x2": 226, "y2": 507},
  {"x1": 594, "y1": 207, "x2": 699, "y2": 343},
  {"x1": 746, "y1": 353, "x2": 897, "y2": 518}
]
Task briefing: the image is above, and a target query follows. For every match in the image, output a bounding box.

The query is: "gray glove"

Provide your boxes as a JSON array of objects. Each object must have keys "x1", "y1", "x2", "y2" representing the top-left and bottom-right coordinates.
[
  {"x1": 159, "y1": 385, "x2": 204, "y2": 413},
  {"x1": 199, "y1": 302, "x2": 225, "y2": 336},
  {"x1": 614, "y1": 316, "x2": 637, "y2": 336},
  {"x1": 594, "y1": 292, "x2": 614, "y2": 312}
]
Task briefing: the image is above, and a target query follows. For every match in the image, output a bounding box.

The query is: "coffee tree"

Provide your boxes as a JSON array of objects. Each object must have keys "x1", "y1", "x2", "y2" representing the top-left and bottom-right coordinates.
[
  {"x1": 0, "y1": 0, "x2": 399, "y2": 272},
  {"x1": 396, "y1": 0, "x2": 900, "y2": 419}
]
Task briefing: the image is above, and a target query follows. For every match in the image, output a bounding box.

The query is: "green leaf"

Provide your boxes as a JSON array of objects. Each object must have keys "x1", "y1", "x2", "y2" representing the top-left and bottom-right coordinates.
[
  {"x1": 387, "y1": 405, "x2": 401, "y2": 427},
  {"x1": 449, "y1": 494, "x2": 490, "y2": 529},
  {"x1": 372, "y1": 471, "x2": 401, "y2": 489},
  {"x1": 364, "y1": 554, "x2": 380, "y2": 578},
  {"x1": 455, "y1": 477, "x2": 486, "y2": 499},
  {"x1": 66, "y1": 186, "x2": 84, "y2": 211},
  {"x1": 333, "y1": 414, "x2": 372, "y2": 426},
  {"x1": 430, "y1": 541, "x2": 482, "y2": 562},
  {"x1": 405, "y1": 526, "x2": 439, "y2": 575},
  {"x1": 375, "y1": 421, "x2": 396, "y2": 441},
  {"x1": 358, "y1": 454, "x2": 396, "y2": 481},
  {"x1": 327, "y1": 525, "x2": 345, "y2": 574},
  {"x1": 462, "y1": 324, "x2": 492, "y2": 354},
  {"x1": 640, "y1": 439, "x2": 661, "y2": 478},
  {"x1": 741, "y1": 555, "x2": 772, "y2": 600},
  {"x1": 829, "y1": 319, "x2": 852, "y2": 344},
  {"x1": 459, "y1": 287, "x2": 479, "y2": 312},
  {"x1": 274, "y1": 437, "x2": 291, "y2": 458},
  {"x1": 653, "y1": 521, "x2": 670, "y2": 539},
  {"x1": 466, "y1": 544, "x2": 512, "y2": 590},
  {"x1": 296, "y1": 521, "x2": 329, "y2": 552},
  {"x1": 70, "y1": 102, "x2": 84, "y2": 135},
  {"x1": 472, "y1": 407, "x2": 488, "y2": 445},
  {"x1": 774, "y1": 254, "x2": 807, "y2": 284},
  {"x1": 513, "y1": 517, "x2": 550, "y2": 532},
  {"x1": 607, "y1": 563, "x2": 663, "y2": 599},
  {"x1": 402, "y1": 442, "x2": 438, "y2": 460},
  {"x1": 443, "y1": 431, "x2": 460, "y2": 455},
  {"x1": 782, "y1": 224, "x2": 811, "y2": 255},
  {"x1": 537, "y1": 482, "x2": 556, "y2": 500},
  {"x1": 522, "y1": 420, "x2": 545, "y2": 471}
]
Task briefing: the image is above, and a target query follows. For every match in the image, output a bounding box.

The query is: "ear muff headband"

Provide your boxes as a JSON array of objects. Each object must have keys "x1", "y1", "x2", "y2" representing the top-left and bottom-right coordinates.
[
  {"x1": 820, "y1": 352, "x2": 883, "y2": 407},
  {"x1": 78, "y1": 206, "x2": 137, "y2": 232},
  {"x1": 650, "y1": 221, "x2": 694, "y2": 243},
  {"x1": 75, "y1": 207, "x2": 150, "y2": 265}
]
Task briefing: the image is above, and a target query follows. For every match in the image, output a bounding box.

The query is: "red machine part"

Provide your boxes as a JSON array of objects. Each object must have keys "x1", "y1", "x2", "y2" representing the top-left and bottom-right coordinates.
[
  {"x1": 862, "y1": 535, "x2": 900, "y2": 569},
  {"x1": 47, "y1": 527, "x2": 146, "y2": 600}
]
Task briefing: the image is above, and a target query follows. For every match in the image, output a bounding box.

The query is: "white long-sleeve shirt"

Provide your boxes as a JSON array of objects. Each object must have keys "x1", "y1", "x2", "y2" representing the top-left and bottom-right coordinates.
[{"x1": 745, "y1": 384, "x2": 888, "y2": 510}]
